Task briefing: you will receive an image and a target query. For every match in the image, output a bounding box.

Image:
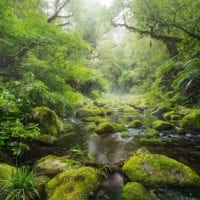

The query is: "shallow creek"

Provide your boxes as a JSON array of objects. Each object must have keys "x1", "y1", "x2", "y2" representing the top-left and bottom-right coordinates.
[{"x1": 25, "y1": 111, "x2": 200, "y2": 200}]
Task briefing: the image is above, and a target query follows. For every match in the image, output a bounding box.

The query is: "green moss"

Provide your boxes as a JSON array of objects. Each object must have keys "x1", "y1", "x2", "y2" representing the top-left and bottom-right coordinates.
[
  {"x1": 0, "y1": 163, "x2": 16, "y2": 179},
  {"x1": 75, "y1": 106, "x2": 105, "y2": 118},
  {"x1": 122, "y1": 182, "x2": 155, "y2": 200},
  {"x1": 143, "y1": 129, "x2": 159, "y2": 138},
  {"x1": 45, "y1": 167, "x2": 99, "y2": 200},
  {"x1": 152, "y1": 120, "x2": 174, "y2": 131},
  {"x1": 95, "y1": 117, "x2": 109, "y2": 125},
  {"x1": 121, "y1": 131, "x2": 130, "y2": 138},
  {"x1": 36, "y1": 155, "x2": 76, "y2": 177},
  {"x1": 81, "y1": 116, "x2": 101, "y2": 122},
  {"x1": 84, "y1": 123, "x2": 96, "y2": 132},
  {"x1": 95, "y1": 122, "x2": 117, "y2": 134},
  {"x1": 33, "y1": 106, "x2": 63, "y2": 136},
  {"x1": 35, "y1": 134, "x2": 58, "y2": 146},
  {"x1": 118, "y1": 105, "x2": 137, "y2": 113},
  {"x1": 163, "y1": 111, "x2": 180, "y2": 121},
  {"x1": 180, "y1": 111, "x2": 200, "y2": 130},
  {"x1": 122, "y1": 151, "x2": 200, "y2": 187},
  {"x1": 64, "y1": 123, "x2": 75, "y2": 133},
  {"x1": 129, "y1": 120, "x2": 143, "y2": 128}
]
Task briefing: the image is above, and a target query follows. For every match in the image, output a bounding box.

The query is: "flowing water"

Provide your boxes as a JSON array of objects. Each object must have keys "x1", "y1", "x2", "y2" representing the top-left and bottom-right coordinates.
[{"x1": 25, "y1": 109, "x2": 200, "y2": 200}]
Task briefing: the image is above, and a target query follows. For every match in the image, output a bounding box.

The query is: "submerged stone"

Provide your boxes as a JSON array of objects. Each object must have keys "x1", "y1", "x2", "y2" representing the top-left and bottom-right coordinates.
[
  {"x1": 122, "y1": 182, "x2": 155, "y2": 200},
  {"x1": 45, "y1": 167, "x2": 99, "y2": 200},
  {"x1": 122, "y1": 150, "x2": 200, "y2": 187}
]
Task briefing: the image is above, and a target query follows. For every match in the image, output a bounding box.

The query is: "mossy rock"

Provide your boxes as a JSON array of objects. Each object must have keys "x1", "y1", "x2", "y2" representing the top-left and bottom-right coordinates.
[
  {"x1": 152, "y1": 120, "x2": 174, "y2": 131},
  {"x1": 33, "y1": 106, "x2": 64, "y2": 136},
  {"x1": 143, "y1": 129, "x2": 159, "y2": 138},
  {"x1": 151, "y1": 106, "x2": 170, "y2": 119},
  {"x1": 180, "y1": 112, "x2": 200, "y2": 130},
  {"x1": 75, "y1": 106, "x2": 105, "y2": 118},
  {"x1": 35, "y1": 134, "x2": 58, "y2": 146},
  {"x1": 129, "y1": 120, "x2": 143, "y2": 128},
  {"x1": 45, "y1": 167, "x2": 99, "y2": 200},
  {"x1": 163, "y1": 111, "x2": 180, "y2": 121},
  {"x1": 64, "y1": 123, "x2": 75, "y2": 133},
  {"x1": 35, "y1": 155, "x2": 76, "y2": 177},
  {"x1": 122, "y1": 182, "x2": 155, "y2": 200},
  {"x1": 95, "y1": 122, "x2": 127, "y2": 134},
  {"x1": 0, "y1": 163, "x2": 16, "y2": 179},
  {"x1": 118, "y1": 105, "x2": 137, "y2": 114},
  {"x1": 122, "y1": 151, "x2": 200, "y2": 187},
  {"x1": 81, "y1": 116, "x2": 101, "y2": 122},
  {"x1": 121, "y1": 131, "x2": 130, "y2": 138},
  {"x1": 84, "y1": 123, "x2": 96, "y2": 132},
  {"x1": 95, "y1": 117, "x2": 109, "y2": 125},
  {"x1": 95, "y1": 122, "x2": 117, "y2": 134}
]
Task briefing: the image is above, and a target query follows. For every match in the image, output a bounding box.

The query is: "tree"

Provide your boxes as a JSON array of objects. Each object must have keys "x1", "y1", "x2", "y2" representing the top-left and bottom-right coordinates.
[{"x1": 111, "y1": 0, "x2": 200, "y2": 56}]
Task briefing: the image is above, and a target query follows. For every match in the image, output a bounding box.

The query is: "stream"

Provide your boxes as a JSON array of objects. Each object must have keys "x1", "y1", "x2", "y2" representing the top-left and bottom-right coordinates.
[{"x1": 24, "y1": 107, "x2": 200, "y2": 200}]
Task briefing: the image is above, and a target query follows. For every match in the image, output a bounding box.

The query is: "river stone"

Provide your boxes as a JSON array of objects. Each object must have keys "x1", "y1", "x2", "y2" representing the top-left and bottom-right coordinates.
[
  {"x1": 128, "y1": 120, "x2": 143, "y2": 128},
  {"x1": 45, "y1": 167, "x2": 99, "y2": 200},
  {"x1": 122, "y1": 182, "x2": 155, "y2": 200},
  {"x1": 122, "y1": 150, "x2": 200, "y2": 187},
  {"x1": 35, "y1": 155, "x2": 75, "y2": 177}
]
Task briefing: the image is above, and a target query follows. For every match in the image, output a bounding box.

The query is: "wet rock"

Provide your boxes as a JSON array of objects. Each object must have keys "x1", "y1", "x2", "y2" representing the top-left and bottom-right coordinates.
[
  {"x1": 45, "y1": 167, "x2": 99, "y2": 200},
  {"x1": 122, "y1": 150, "x2": 200, "y2": 187},
  {"x1": 75, "y1": 106, "x2": 105, "y2": 118},
  {"x1": 122, "y1": 182, "x2": 155, "y2": 200}
]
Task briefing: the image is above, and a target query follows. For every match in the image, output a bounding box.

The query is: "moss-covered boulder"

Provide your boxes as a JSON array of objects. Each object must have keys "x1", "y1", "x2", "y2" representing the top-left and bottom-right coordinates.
[
  {"x1": 45, "y1": 167, "x2": 99, "y2": 200},
  {"x1": 33, "y1": 106, "x2": 63, "y2": 136},
  {"x1": 122, "y1": 151, "x2": 200, "y2": 187},
  {"x1": 75, "y1": 106, "x2": 105, "y2": 118},
  {"x1": 129, "y1": 120, "x2": 143, "y2": 128},
  {"x1": 143, "y1": 129, "x2": 159, "y2": 138},
  {"x1": 35, "y1": 135, "x2": 58, "y2": 146},
  {"x1": 163, "y1": 111, "x2": 180, "y2": 121},
  {"x1": 180, "y1": 112, "x2": 200, "y2": 130},
  {"x1": 84, "y1": 123, "x2": 96, "y2": 132},
  {"x1": 0, "y1": 163, "x2": 15, "y2": 179},
  {"x1": 118, "y1": 105, "x2": 137, "y2": 114},
  {"x1": 152, "y1": 120, "x2": 174, "y2": 131},
  {"x1": 95, "y1": 122, "x2": 127, "y2": 134},
  {"x1": 122, "y1": 182, "x2": 155, "y2": 200},
  {"x1": 81, "y1": 116, "x2": 101, "y2": 122},
  {"x1": 35, "y1": 155, "x2": 76, "y2": 177},
  {"x1": 64, "y1": 123, "x2": 75, "y2": 133},
  {"x1": 95, "y1": 123, "x2": 117, "y2": 134}
]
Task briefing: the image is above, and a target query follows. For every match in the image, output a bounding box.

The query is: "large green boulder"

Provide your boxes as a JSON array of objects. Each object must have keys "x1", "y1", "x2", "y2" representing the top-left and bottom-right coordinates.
[
  {"x1": 129, "y1": 120, "x2": 143, "y2": 128},
  {"x1": 0, "y1": 163, "x2": 15, "y2": 180},
  {"x1": 45, "y1": 167, "x2": 99, "y2": 200},
  {"x1": 35, "y1": 155, "x2": 75, "y2": 177},
  {"x1": 33, "y1": 106, "x2": 63, "y2": 136},
  {"x1": 75, "y1": 106, "x2": 105, "y2": 118},
  {"x1": 122, "y1": 150, "x2": 200, "y2": 187},
  {"x1": 95, "y1": 122, "x2": 127, "y2": 134},
  {"x1": 122, "y1": 182, "x2": 155, "y2": 200},
  {"x1": 152, "y1": 120, "x2": 174, "y2": 131},
  {"x1": 35, "y1": 135, "x2": 58, "y2": 146},
  {"x1": 180, "y1": 112, "x2": 200, "y2": 130}
]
